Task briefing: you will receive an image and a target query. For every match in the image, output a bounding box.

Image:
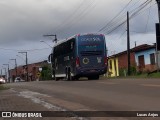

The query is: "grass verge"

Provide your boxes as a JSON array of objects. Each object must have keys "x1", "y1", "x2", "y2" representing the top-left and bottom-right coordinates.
[
  {"x1": 102, "y1": 72, "x2": 160, "y2": 79},
  {"x1": 0, "y1": 84, "x2": 9, "y2": 91}
]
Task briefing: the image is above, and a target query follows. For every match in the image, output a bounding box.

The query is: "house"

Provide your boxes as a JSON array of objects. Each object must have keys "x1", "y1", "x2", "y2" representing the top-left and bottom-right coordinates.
[
  {"x1": 107, "y1": 50, "x2": 136, "y2": 77},
  {"x1": 134, "y1": 44, "x2": 156, "y2": 73},
  {"x1": 107, "y1": 44, "x2": 156, "y2": 77}
]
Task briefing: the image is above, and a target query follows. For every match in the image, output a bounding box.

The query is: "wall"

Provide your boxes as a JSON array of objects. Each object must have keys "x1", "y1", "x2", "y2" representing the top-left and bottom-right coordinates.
[
  {"x1": 108, "y1": 57, "x2": 119, "y2": 77},
  {"x1": 118, "y1": 52, "x2": 136, "y2": 69},
  {"x1": 135, "y1": 48, "x2": 156, "y2": 72}
]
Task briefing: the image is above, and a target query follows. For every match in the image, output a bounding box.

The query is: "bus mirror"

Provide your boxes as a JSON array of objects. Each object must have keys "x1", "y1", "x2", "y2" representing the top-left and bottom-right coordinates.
[{"x1": 48, "y1": 54, "x2": 51, "y2": 62}]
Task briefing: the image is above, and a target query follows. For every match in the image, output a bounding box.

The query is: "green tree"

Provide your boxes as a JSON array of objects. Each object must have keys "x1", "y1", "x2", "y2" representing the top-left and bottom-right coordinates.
[{"x1": 41, "y1": 65, "x2": 52, "y2": 80}]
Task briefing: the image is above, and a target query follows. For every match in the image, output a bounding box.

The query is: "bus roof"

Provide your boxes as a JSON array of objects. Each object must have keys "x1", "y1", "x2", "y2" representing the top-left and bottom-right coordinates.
[{"x1": 53, "y1": 33, "x2": 105, "y2": 48}]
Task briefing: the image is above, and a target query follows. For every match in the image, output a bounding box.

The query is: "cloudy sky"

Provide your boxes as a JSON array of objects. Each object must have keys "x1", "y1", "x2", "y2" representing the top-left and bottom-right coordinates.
[{"x1": 0, "y1": 0, "x2": 158, "y2": 71}]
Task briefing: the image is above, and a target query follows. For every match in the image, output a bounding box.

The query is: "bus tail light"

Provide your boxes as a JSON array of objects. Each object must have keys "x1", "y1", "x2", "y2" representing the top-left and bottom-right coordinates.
[
  {"x1": 76, "y1": 57, "x2": 80, "y2": 67},
  {"x1": 104, "y1": 56, "x2": 107, "y2": 66}
]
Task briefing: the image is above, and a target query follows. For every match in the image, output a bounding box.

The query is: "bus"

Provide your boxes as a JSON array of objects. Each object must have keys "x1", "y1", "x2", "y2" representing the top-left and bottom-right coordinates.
[{"x1": 49, "y1": 33, "x2": 107, "y2": 80}]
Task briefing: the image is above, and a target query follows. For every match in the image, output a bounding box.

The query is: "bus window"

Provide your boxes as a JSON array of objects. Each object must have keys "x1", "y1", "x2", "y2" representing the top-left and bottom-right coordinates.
[{"x1": 78, "y1": 35, "x2": 105, "y2": 56}]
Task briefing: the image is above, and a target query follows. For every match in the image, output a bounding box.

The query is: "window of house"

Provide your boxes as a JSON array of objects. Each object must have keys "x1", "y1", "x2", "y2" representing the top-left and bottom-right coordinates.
[{"x1": 150, "y1": 53, "x2": 155, "y2": 65}]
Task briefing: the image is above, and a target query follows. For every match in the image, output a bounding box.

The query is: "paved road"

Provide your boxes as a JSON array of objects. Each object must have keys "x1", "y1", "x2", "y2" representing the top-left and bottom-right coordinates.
[{"x1": 1, "y1": 78, "x2": 160, "y2": 120}]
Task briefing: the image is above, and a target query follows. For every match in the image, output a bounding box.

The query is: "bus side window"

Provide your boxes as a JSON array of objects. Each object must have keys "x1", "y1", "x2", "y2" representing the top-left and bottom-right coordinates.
[
  {"x1": 54, "y1": 46, "x2": 60, "y2": 57},
  {"x1": 68, "y1": 38, "x2": 75, "y2": 53}
]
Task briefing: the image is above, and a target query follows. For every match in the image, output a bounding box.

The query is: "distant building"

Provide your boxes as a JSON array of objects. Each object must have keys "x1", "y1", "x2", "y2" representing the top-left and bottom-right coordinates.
[{"x1": 10, "y1": 60, "x2": 48, "y2": 82}]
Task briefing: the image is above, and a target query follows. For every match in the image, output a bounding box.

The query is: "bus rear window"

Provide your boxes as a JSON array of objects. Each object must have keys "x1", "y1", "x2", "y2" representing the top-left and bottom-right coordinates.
[{"x1": 78, "y1": 35, "x2": 105, "y2": 53}]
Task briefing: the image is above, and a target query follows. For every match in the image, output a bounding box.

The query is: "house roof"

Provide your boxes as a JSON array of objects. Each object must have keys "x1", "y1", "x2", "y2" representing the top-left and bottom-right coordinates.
[
  {"x1": 108, "y1": 44, "x2": 156, "y2": 58},
  {"x1": 132, "y1": 44, "x2": 155, "y2": 52}
]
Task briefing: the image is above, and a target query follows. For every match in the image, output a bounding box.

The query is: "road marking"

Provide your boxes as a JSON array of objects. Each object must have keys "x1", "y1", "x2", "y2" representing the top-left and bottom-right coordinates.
[
  {"x1": 18, "y1": 91, "x2": 60, "y2": 110},
  {"x1": 97, "y1": 82, "x2": 118, "y2": 85},
  {"x1": 141, "y1": 84, "x2": 160, "y2": 87},
  {"x1": 18, "y1": 90, "x2": 89, "y2": 120}
]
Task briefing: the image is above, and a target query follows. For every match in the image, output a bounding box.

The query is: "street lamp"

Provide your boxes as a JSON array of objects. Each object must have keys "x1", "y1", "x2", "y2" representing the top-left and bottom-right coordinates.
[
  {"x1": 40, "y1": 40, "x2": 52, "y2": 48},
  {"x1": 18, "y1": 52, "x2": 29, "y2": 81},
  {"x1": 43, "y1": 34, "x2": 57, "y2": 43},
  {"x1": 3, "y1": 64, "x2": 10, "y2": 82},
  {"x1": 10, "y1": 59, "x2": 18, "y2": 77}
]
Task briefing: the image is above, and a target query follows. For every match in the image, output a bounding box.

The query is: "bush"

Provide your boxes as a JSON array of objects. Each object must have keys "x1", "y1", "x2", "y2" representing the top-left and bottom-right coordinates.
[
  {"x1": 119, "y1": 66, "x2": 137, "y2": 76},
  {"x1": 119, "y1": 68, "x2": 127, "y2": 77},
  {"x1": 41, "y1": 66, "x2": 52, "y2": 80}
]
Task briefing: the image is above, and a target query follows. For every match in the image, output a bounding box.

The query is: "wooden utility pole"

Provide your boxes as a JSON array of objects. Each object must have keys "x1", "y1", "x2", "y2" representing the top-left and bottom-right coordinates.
[
  {"x1": 127, "y1": 11, "x2": 131, "y2": 76},
  {"x1": 3, "y1": 64, "x2": 10, "y2": 82},
  {"x1": 10, "y1": 59, "x2": 18, "y2": 77},
  {"x1": 156, "y1": 0, "x2": 160, "y2": 71},
  {"x1": 18, "y1": 52, "x2": 28, "y2": 81}
]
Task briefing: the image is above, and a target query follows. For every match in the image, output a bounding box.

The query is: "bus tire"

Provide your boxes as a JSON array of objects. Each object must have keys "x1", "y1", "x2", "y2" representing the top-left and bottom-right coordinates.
[
  {"x1": 55, "y1": 77, "x2": 58, "y2": 81},
  {"x1": 66, "y1": 68, "x2": 72, "y2": 81},
  {"x1": 53, "y1": 71, "x2": 56, "y2": 80}
]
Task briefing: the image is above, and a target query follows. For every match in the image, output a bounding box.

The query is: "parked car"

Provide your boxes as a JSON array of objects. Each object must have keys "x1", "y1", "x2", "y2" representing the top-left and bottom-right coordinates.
[
  {"x1": 0, "y1": 77, "x2": 6, "y2": 84},
  {"x1": 15, "y1": 77, "x2": 25, "y2": 82}
]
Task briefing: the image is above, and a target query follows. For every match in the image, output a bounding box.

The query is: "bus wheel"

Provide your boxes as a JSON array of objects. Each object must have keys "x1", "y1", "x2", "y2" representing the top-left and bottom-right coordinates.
[
  {"x1": 53, "y1": 71, "x2": 56, "y2": 81},
  {"x1": 66, "y1": 68, "x2": 72, "y2": 81},
  {"x1": 55, "y1": 77, "x2": 58, "y2": 81}
]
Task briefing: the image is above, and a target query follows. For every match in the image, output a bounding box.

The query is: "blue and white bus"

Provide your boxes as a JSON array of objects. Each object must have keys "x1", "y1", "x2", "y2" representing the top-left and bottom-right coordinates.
[{"x1": 49, "y1": 33, "x2": 107, "y2": 80}]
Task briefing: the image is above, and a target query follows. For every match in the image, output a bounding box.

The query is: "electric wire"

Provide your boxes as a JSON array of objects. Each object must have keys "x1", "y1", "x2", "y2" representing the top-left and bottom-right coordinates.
[
  {"x1": 54, "y1": 0, "x2": 97, "y2": 34},
  {"x1": 100, "y1": 0, "x2": 153, "y2": 35},
  {"x1": 53, "y1": 0, "x2": 86, "y2": 33},
  {"x1": 98, "y1": 0, "x2": 133, "y2": 32},
  {"x1": 145, "y1": 2, "x2": 152, "y2": 32},
  {"x1": 58, "y1": 0, "x2": 98, "y2": 35},
  {"x1": 102, "y1": 0, "x2": 151, "y2": 34},
  {"x1": 0, "y1": 47, "x2": 50, "y2": 52}
]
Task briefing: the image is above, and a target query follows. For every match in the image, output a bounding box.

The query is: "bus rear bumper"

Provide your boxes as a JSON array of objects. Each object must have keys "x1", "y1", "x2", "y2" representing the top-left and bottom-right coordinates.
[{"x1": 76, "y1": 66, "x2": 107, "y2": 76}]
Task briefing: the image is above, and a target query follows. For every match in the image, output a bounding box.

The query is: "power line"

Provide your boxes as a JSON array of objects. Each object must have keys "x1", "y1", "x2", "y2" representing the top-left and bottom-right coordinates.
[
  {"x1": 54, "y1": 0, "x2": 97, "y2": 34},
  {"x1": 53, "y1": 0, "x2": 86, "y2": 33},
  {"x1": 98, "y1": 0, "x2": 133, "y2": 32},
  {"x1": 59, "y1": 0, "x2": 98, "y2": 35},
  {"x1": 145, "y1": 2, "x2": 152, "y2": 32},
  {"x1": 0, "y1": 47, "x2": 50, "y2": 52},
  {"x1": 99, "y1": 0, "x2": 153, "y2": 35}
]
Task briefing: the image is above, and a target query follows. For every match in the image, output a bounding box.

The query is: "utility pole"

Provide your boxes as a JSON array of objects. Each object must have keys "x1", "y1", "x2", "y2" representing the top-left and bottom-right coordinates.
[
  {"x1": 18, "y1": 52, "x2": 28, "y2": 81},
  {"x1": 156, "y1": 0, "x2": 160, "y2": 71},
  {"x1": 1, "y1": 69, "x2": 2, "y2": 76},
  {"x1": 3, "y1": 68, "x2": 7, "y2": 80},
  {"x1": 127, "y1": 11, "x2": 131, "y2": 76},
  {"x1": 156, "y1": 0, "x2": 160, "y2": 22},
  {"x1": 43, "y1": 34, "x2": 57, "y2": 43},
  {"x1": 10, "y1": 59, "x2": 18, "y2": 77},
  {"x1": 3, "y1": 64, "x2": 10, "y2": 82}
]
